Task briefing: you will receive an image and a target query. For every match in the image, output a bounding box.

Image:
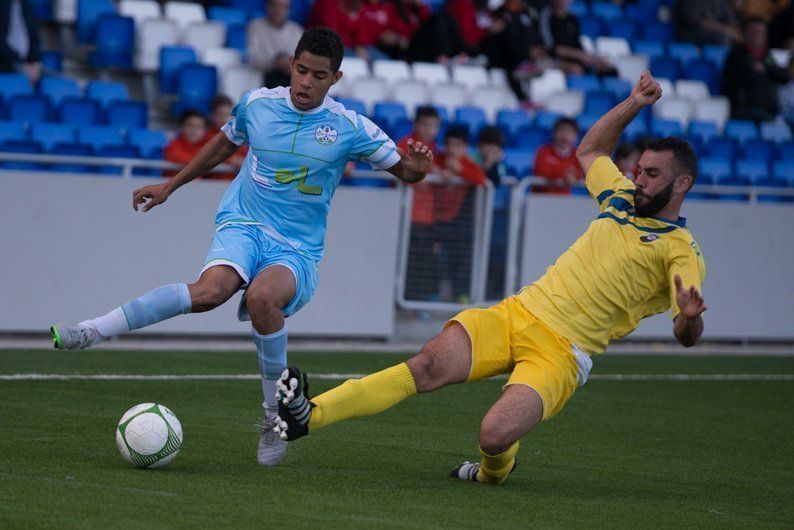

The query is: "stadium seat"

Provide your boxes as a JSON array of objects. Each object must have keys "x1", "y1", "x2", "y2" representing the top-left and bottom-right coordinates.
[
  {"x1": 91, "y1": 15, "x2": 135, "y2": 69},
  {"x1": 740, "y1": 138, "x2": 775, "y2": 163},
  {"x1": 118, "y1": 0, "x2": 161, "y2": 29},
  {"x1": 411, "y1": 62, "x2": 449, "y2": 86},
  {"x1": 654, "y1": 97, "x2": 692, "y2": 128},
  {"x1": 201, "y1": 47, "x2": 242, "y2": 70},
  {"x1": 489, "y1": 68, "x2": 509, "y2": 88},
  {"x1": 569, "y1": 0, "x2": 589, "y2": 17},
  {"x1": 705, "y1": 138, "x2": 738, "y2": 161},
  {"x1": 567, "y1": 74, "x2": 601, "y2": 94},
  {"x1": 684, "y1": 60, "x2": 720, "y2": 95},
  {"x1": 769, "y1": 48, "x2": 791, "y2": 68},
  {"x1": 760, "y1": 121, "x2": 792, "y2": 143},
  {"x1": 135, "y1": 18, "x2": 180, "y2": 71},
  {"x1": 644, "y1": 22, "x2": 674, "y2": 44},
  {"x1": 391, "y1": 80, "x2": 430, "y2": 118},
  {"x1": 182, "y1": 22, "x2": 226, "y2": 57},
  {"x1": 0, "y1": 139, "x2": 43, "y2": 170},
  {"x1": 350, "y1": 78, "x2": 389, "y2": 114},
  {"x1": 429, "y1": 83, "x2": 467, "y2": 115},
  {"x1": 504, "y1": 148, "x2": 535, "y2": 178},
  {"x1": 451, "y1": 64, "x2": 490, "y2": 91},
  {"x1": 208, "y1": 6, "x2": 247, "y2": 26},
  {"x1": 584, "y1": 91, "x2": 614, "y2": 115},
  {"x1": 219, "y1": 65, "x2": 261, "y2": 103},
  {"x1": 606, "y1": 19, "x2": 637, "y2": 41},
  {"x1": 373, "y1": 60, "x2": 412, "y2": 85},
  {"x1": 623, "y1": 116, "x2": 648, "y2": 140},
  {"x1": 41, "y1": 51, "x2": 63, "y2": 73},
  {"x1": 336, "y1": 98, "x2": 367, "y2": 116},
  {"x1": 159, "y1": 47, "x2": 198, "y2": 94},
  {"x1": 650, "y1": 118, "x2": 683, "y2": 137},
  {"x1": 688, "y1": 121, "x2": 719, "y2": 144},
  {"x1": 59, "y1": 97, "x2": 101, "y2": 125},
  {"x1": 577, "y1": 112, "x2": 600, "y2": 131},
  {"x1": 454, "y1": 106, "x2": 487, "y2": 137},
  {"x1": 32, "y1": 0, "x2": 54, "y2": 20},
  {"x1": 533, "y1": 110, "x2": 563, "y2": 131},
  {"x1": 288, "y1": 0, "x2": 312, "y2": 25},
  {"x1": 31, "y1": 122, "x2": 76, "y2": 150},
  {"x1": 736, "y1": 158, "x2": 769, "y2": 183},
  {"x1": 579, "y1": 34, "x2": 596, "y2": 53},
  {"x1": 650, "y1": 57, "x2": 681, "y2": 81},
  {"x1": 97, "y1": 144, "x2": 142, "y2": 174},
  {"x1": 702, "y1": 44, "x2": 729, "y2": 68},
  {"x1": 373, "y1": 102, "x2": 409, "y2": 132},
  {"x1": 128, "y1": 127, "x2": 167, "y2": 159},
  {"x1": 49, "y1": 143, "x2": 94, "y2": 173},
  {"x1": 776, "y1": 141, "x2": 794, "y2": 161},
  {"x1": 164, "y1": 1, "x2": 207, "y2": 33},
  {"x1": 0, "y1": 120, "x2": 26, "y2": 144},
  {"x1": 107, "y1": 101, "x2": 148, "y2": 128},
  {"x1": 86, "y1": 81, "x2": 130, "y2": 108},
  {"x1": 578, "y1": 17, "x2": 603, "y2": 39},
  {"x1": 225, "y1": 23, "x2": 247, "y2": 60},
  {"x1": 624, "y1": 3, "x2": 656, "y2": 21},
  {"x1": 591, "y1": 1, "x2": 623, "y2": 20},
  {"x1": 40, "y1": 77, "x2": 82, "y2": 107},
  {"x1": 496, "y1": 110, "x2": 532, "y2": 145},
  {"x1": 0, "y1": 74, "x2": 33, "y2": 100},
  {"x1": 601, "y1": 77, "x2": 631, "y2": 99},
  {"x1": 692, "y1": 97, "x2": 730, "y2": 132},
  {"x1": 545, "y1": 90, "x2": 584, "y2": 118},
  {"x1": 76, "y1": 0, "x2": 116, "y2": 44},
  {"x1": 529, "y1": 69, "x2": 566, "y2": 103},
  {"x1": 331, "y1": 57, "x2": 370, "y2": 97},
  {"x1": 174, "y1": 64, "x2": 218, "y2": 115},
  {"x1": 675, "y1": 80, "x2": 710, "y2": 101},
  {"x1": 668, "y1": 42, "x2": 700, "y2": 65},
  {"x1": 55, "y1": 0, "x2": 77, "y2": 24},
  {"x1": 77, "y1": 125, "x2": 125, "y2": 151},
  {"x1": 632, "y1": 40, "x2": 665, "y2": 61},
  {"x1": 699, "y1": 156, "x2": 732, "y2": 183},
  {"x1": 471, "y1": 85, "x2": 518, "y2": 123},
  {"x1": 595, "y1": 37, "x2": 631, "y2": 61},
  {"x1": 725, "y1": 120, "x2": 759, "y2": 144},
  {"x1": 656, "y1": 77, "x2": 676, "y2": 98},
  {"x1": 7, "y1": 95, "x2": 50, "y2": 123},
  {"x1": 616, "y1": 54, "x2": 649, "y2": 83},
  {"x1": 773, "y1": 160, "x2": 794, "y2": 180}
]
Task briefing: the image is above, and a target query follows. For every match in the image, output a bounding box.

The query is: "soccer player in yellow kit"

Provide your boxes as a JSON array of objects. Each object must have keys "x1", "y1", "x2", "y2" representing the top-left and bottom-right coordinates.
[{"x1": 273, "y1": 71, "x2": 708, "y2": 484}]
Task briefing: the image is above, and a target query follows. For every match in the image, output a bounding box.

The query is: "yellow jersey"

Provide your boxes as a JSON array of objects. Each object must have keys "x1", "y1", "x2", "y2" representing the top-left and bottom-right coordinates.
[{"x1": 517, "y1": 156, "x2": 706, "y2": 355}]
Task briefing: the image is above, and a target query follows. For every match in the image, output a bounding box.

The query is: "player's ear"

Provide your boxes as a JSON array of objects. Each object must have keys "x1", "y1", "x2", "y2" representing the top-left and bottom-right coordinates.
[
  {"x1": 676, "y1": 174, "x2": 692, "y2": 194},
  {"x1": 331, "y1": 70, "x2": 343, "y2": 85}
]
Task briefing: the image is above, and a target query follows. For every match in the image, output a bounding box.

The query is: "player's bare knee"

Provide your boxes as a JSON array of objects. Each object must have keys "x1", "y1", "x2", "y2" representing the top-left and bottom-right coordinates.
[
  {"x1": 478, "y1": 425, "x2": 514, "y2": 455},
  {"x1": 189, "y1": 282, "x2": 231, "y2": 312},
  {"x1": 407, "y1": 349, "x2": 449, "y2": 392},
  {"x1": 247, "y1": 294, "x2": 285, "y2": 334}
]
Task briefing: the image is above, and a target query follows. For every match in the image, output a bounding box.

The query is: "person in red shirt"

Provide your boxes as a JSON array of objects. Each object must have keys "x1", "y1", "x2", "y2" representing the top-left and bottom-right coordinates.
[
  {"x1": 532, "y1": 117, "x2": 583, "y2": 194},
  {"x1": 372, "y1": 0, "x2": 431, "y2": 60},
  {"x1": 163, "y1": 110, "x2": 209, "y2": 178},
  {"x1": 307, "y1": 0, "x2": 389, "y2": 60},
  {"x1": 205, "y1": 95, "x2": 248, "y2": 181}
]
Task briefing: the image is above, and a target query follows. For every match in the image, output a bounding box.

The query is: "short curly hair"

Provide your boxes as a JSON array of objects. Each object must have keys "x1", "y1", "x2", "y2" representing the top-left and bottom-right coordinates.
[{"x1": 293, "y1": 27, "x2": 344, "y2": 72}]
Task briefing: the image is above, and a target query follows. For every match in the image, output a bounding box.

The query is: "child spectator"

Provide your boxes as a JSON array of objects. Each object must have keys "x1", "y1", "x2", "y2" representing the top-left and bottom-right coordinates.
[
  {"x1": 474, "y1": 126, "x2": 507, "y2": 186},
  {"x1": 205, "y1": 95, "x2": 248, "y2": 180},
  {"x1": 164, "y1": 110, "x2": 209, "y2": 178},
  {"x1": 532, "y1": 117, "x2": 583, "y2": 194},
  {"x1": 614, "y1": 142, "x2": 641, "y2": 180}
]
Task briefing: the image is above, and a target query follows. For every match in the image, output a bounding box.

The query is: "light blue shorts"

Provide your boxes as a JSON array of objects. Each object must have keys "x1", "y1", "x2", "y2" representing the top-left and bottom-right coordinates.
[{"x1": 201, "y1": 223, "x2": 319, "y2": 318}]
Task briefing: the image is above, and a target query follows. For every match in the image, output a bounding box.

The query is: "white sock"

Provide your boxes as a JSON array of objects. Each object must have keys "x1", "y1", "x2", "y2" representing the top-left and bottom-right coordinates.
[
  {"x1": 262, "y1": 379, "x2": 279, "y2": 412},
  {"x1": 80, "y1": 307, "x2": 127, "y2": 339}
]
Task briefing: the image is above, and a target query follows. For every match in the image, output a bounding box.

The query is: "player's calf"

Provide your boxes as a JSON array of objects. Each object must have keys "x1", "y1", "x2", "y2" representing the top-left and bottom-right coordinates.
[{"x1": 273, "y1": 367, "x2": 313, "y2": 441}]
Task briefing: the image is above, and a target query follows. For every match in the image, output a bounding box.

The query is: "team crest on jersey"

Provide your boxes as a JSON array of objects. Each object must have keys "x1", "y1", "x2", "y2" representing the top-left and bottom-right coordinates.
[
  {"x1": 640, "y1": 234, "x2": 660, "y2": 242},
  {"x1": 315, "y1": 125, "x2": 338, "y2": 145}
]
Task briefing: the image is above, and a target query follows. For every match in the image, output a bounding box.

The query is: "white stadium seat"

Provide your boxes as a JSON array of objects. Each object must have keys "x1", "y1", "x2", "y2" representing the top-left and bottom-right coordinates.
[
  {"x1": 331, "y1": 57, "x2": 370, "y2": 97},
  {"x1": 616, "y1": 54, "x2": 649, "y2": 83},
  {"x1": 657, "y1": 77, "x2": 676, "y2": 99},
  {"x1": 201, "y1": 47, "x2": 242, "y2": 71},
  {"x1": 595, "y1": 36, "x2": 631, "y2": 61},
  {"x1": 119, "y1": 0, "x2": 161, "y2": 29},
  {"x1": 579, "y1": 34, "x2": 595, "y2": 54},
  {"x1": 489, "y1": 68, "x2": 509, "y2": 87},
  {"x1": 692, "y1": 96, "x2": 730, "y2": 132},
  {"x1": 220, "y1": 66, "x2": 262, "y2": 103},
  {"x1": 451, "y1": 64, "x2": 490, "y2": 91},
  {"x1": 545, "y1": 90, "x2": 585, "y2": 118},
  {"x1": 350, "y1": 78, "x2": 390, "y2": 114},
  {"x1": 654, "y1": 97, "x2": 693, "y2": 127},
  {"x1": 372, "y1": 60, "x2": 412, "y2": 85},
  {"x1": 164, "y1": 1, "x2": 207, "y2": 33},
  {"x1": 134, "y1": 18, "x2": 179, "y2": 72},
  {"x1": 411, "y1": 62, "x2": 450, "y2": 85},
  {"x1": 430, "y1": 83, "x2": 468, "y2": 114},
  {"x1": 529, "y1": 68, "x2": 566, "y2": 103},
  {"x1": 760, "y1": 121, "x2": 792, "y2": 143},
  {"x1": 182, "y1": 22, "x2": 226, "y2": 56},
  {"x1": 391, "y1": 80, "x2": 430, "y2": 118},
  {"x1": 470, "y1": 85, "x2": 518, "y2": 122},
  {"x1": 55, "y1": 0, "x2": 78, "y2": 23},
  {"x1": 675, "y1": 80, "x2": 710, "y2": 101},
  {"x1": 769, "y1": 48, "x2": 791, "y2": 68}
]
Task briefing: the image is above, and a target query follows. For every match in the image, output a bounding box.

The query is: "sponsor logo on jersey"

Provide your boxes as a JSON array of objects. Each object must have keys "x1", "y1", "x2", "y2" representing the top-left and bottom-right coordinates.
[
  {"x1": 640, "y1": 234, "x2": 660, "y2": 242},
  {"x1": 315, "y1": 125, "x2": 338, "y2": 145}
]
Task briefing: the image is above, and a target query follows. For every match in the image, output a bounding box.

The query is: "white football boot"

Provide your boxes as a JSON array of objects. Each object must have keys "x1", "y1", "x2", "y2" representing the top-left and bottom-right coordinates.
[
  {"x1": 50, "y1": 323, "x2": 104, "y2": 350},
  {"x1": 257, "y1": 408, "x2": 287, "y2": 466}
]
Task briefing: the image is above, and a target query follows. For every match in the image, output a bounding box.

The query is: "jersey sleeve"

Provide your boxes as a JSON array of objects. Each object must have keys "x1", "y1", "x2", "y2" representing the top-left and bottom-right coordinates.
[
  {"x1": 350, "y1": 115, "x2": 401, "y2": 170},
  {"x1": 221, "y1": 90, "x2": 254, "y2": 146},
  {"x1": 667, "y1": 236, "x2": 707, "y2": 318},
  {"x1": 585, "y1": 156, "x2": 635, "y2": 212}
]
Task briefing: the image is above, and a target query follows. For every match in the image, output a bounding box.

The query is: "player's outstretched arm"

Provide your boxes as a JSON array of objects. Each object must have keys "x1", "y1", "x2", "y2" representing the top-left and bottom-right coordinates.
[
  {"x1": 132, "y1": 133, "x2": 241, "y2": 212},
  {"x1": 576, "y1": 71, "x2": 662, "y2": 174},
  {"x1": 673, "y1": 274, "x2": 707, "y2": 347},
  {"x1": 387, "y1": 139, "x2": 433, "y2": 184}
]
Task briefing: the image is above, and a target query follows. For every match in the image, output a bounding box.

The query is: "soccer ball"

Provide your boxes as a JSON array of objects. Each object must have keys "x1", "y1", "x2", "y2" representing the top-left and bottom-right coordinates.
[{"x1": 115, "y1": 403, "x2": 183, "y2": 469}]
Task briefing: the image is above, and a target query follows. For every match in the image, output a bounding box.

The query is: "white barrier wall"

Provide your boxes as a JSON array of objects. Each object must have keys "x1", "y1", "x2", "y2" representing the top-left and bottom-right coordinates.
[
  {"x1": 520, "y1": 194, "x2": 794, "y2": 340},
  {"x1": 0, "y1": 173, "x2": 401, "y2": 337}
]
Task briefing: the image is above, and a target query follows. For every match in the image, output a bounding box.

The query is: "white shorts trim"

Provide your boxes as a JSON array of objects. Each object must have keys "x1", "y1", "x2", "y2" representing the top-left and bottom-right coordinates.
[
  {"x1": 201, "y1": 259, "x2": 250, "y2": 285},
  {"x1": 571, "y1": 344, "x2": 593, "y2": 387}
]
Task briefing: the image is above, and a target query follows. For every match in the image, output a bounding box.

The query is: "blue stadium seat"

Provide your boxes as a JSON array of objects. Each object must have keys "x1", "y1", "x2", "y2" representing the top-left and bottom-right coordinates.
[
  {"x1": 735, "y1": 158, "x2": 769, "y2": 183},
  {"x1": 40, "y1": 51, "x2": 63, "y2": 73},
  {"x1": 607, "y1": 19, "x2": 637, "y2": 41},
  {"x1": 97, "y1": 144, "x2": 142, "y2": 174},
  {"x1": 667, "y1": 42, "x2": 700, "y2": 65},
  {"x1": 577, "y1": 112, "x2": 600, "y2": 131},
  {"x1": 226, "y1": 23, "x2": 247, "y2": 59},
  {"x1": 374, "y1": 102, "x2": 409, "y2": 131},
  {"x1": 699, "y1": 156, "x2": 732, "y2": 183},
  {"x1": 685, "y1": 60, "x2": 720, "y2": 94},
  {"x1": 49, "y1": 143, "x2": 94, "y2": 173},
  {"x1": 59, "y1": 97, "x2": 102, "y2": 126},
  {"x1": 705, "y1": 138, "x2": 737, "y2": 161},
  {"x1": 223, "y1": 0, "x2": 261, "y2": 11},
  {"x1": 40, "y1": 76, "x2": 82, "y2": 106},
  {"x1": 569, "y1": 0, "x2": 589, "y2": 17},
  {"x1": 432, "y1": 105, "x2": 449, "y2": 124},
  {"x1": 651, "y1": 118, "x2": 683, "y2": 137},
  {"x1": 578, "y1": 17, "x2": 603, "y2": 39},
  {"x1": 390, "y1": 118, "x2": 413, "y2": 141},
  {"x1": 760, "y1": 121, "x2": 792, "y2": 143},
  {"x1": 591, "y1": 1, "x2": 623, "y2": 20},
  {"x1": 496, "y1": 109, "x2": 532, "y2": 145},
  {"x1": 632, "y1": 40, "x2": 665, "y2": 61},
  {"x1": 86, "y1": 81, "x2": 130, "y2": 108},
  {"x1": 107, "y1": 101, "x2": 148, "y2": 128},
  {"x1": 32, "y1": 0, "x2": 54, "y2": 21},
  {"x1": 31, "y1": 123, "x2": 76, "y2": 151},
  {"x1": 740, "y1": 138, "x2": 774, "y2": 163},
  {"x1": 160, "y1": 47, "x2": 199, "y2": 95},
  {"x1": 504, "y1": 148, "x2": 535, "y2": 178},
  {"x1": 645, "y1": 22, "x2": 673, "y2": 43},
  {"x1": 454, "y1": 106, "x2": 487, "y2": 137},
  {"x1": 0, "y1": 120, "x2": 27, "y2": 144},
  {"x1": 702, "y1": 44, "x2": 729, "y2": 69},
  {"x1": 289, "y1": 0, "x2": 313, "y2": 26},
  {"x1": 0, "y1": 139, "x2": 43, "y2": 170},
  {"x1": 174, "y1": 64, "x2": 218, "y2": 115},
  {"x1": 775, "y1": 141, "x2": 794, "y2": 161},
  {"x1": 753, "y1": 175, "x2": 789, "y2": 202},
  {"x1": 7, "y1": 95, "x2": 50, "y2": 123},
  {"x1": 0, "y1": 74, "x2": 33, "y2": 101},
  {"x1": 773, "y1": 160, "x2": 794, "y2": 181},
  {"x1": 128, "y1": 128, "x2": 167, "y2": 159},
  {"x1": 77, "y1": 0, "x2": 116, "y2": 44},
  {"x1": 208, "y1": 6, "x2": 248, "y2": 26},
  {"x1": 584, "y1": 91, "x2": 614, "y2": 115},
  {"x1": 649, "y1": 57, "x2": 681, "y2": 81},
  {"x1": 602, "y1": 77, "x2": 631, "y2": 99},
  {"x1": 624, "y1": 116, "x2": 648, "y2": 140},
  {"x1": 567, "y1": 74, "x2": 601, "y2": 93},
  {"x1": 336, "y1": 98, "x2": 367, "y2": 116},
  {"x1": 91, "y1": 15, "x2": 135, "y2": 69},
  {"x1": 624, "y1": 3, "x2": 656, "y2": 21},
  {"x1": 725, "y1": 120, "x2": 759, "y2": 144},
  {"x1": 77, "y1": 125, "x2": 125, "y2": 151},
  {"x1": 513, "y1": 126, "x2": 548, "y2": 150},
  {"x1": 688, "y1": 121, "x2": 719, "y2": 144},
  {"x1": 533, "y1": 111, "x2": 562, "y2": 131}
]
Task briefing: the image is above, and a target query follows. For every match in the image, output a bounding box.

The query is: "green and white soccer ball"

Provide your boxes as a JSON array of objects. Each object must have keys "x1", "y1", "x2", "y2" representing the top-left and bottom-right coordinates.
[{"x1": 116, "y1": 403, "x2": 183, "y2": 469}]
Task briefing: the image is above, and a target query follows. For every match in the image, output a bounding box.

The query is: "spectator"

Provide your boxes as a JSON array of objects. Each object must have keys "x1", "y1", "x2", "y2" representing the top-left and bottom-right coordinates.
[
  {"x1": 408, "y1": 9, "x2": 468, "y2": 63},
  {"x1": 532, "y1": 117, "x2": 583, "y2": 194},
  {"x1": 539, "y1": 0, "x2": 616, "y2": 76},
  {"x1": 247, "y1": 0, "x2": 304, "y2": 89},
  {"x1": 164, "y1": 110, "x2": 209, "y2": 178},
  {"x1": 768, "y1": 1, "x2": 794, "y2": 48},
  {"x1": 373, "y1": 0, "x2": 432, "y2": 61},
  {"x1": 737, "y1": 0, "x2": 789, "y2": 23},
  {"x1": 674, "y1": 0, "x2": 742, "y2": 46},
  {"x1": 473, "y1": 126, "x2": 507, "y2": 186},
  {"x1": 779, "y1": 56, "x2": 794, "y2": 123},
  {"x1": 205, "y1": 95, "x2": 248, "y2": 180},
  {"x1": 307, "y1": 0, "x2": 388, "y2": 61},
  {"x1": 446, "y1": 0, "x2": 496, "y2": 53},
  {"x1": 723, "y1": 18, "x2": 790, "y2": 122},
  {"x1": 0, "y1": 0, "x2": 41, "y2": 83},
  {"x1": 614, "y1": 142, "x2": 641, "y2": 180}
]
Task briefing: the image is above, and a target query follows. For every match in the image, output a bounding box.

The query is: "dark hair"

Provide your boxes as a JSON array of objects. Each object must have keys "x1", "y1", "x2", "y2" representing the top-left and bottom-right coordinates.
[
  {"x1": 415, "y1": 105, "x2": 440, "y2": 122},
  {"x1": 477, "y1": 126, "x2": 504, "y2": 148},
  {"x1": 293, "y1": 27, "x2": 344, "y2": 72},
  {"x1": 553, "y1": 117, "x2": 579, "y2": 133},
  {"x1": 210, "y1": 94, "x2": 233, "y2": 111},
  {"x1": 445, "y1": 125, "x2": 469, "y2": 143},
  {"x1": 644, "y1": 136, "x2": 698, "y2": 186},
  {"x1": 178, "y1": 109, "x2": 206, "y2": 126},
  {"x1": 743, "y1": 17, "x2": 766, "y2": 29},
  {"x1": 614, "y1": 142, "x2": 639, "y2": 160}
]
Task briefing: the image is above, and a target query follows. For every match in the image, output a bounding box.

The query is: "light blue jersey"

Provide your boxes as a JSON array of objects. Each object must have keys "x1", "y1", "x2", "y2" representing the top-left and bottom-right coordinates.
[{"x1": 218, "y1": 86, "x2": 401, "y2": 262}]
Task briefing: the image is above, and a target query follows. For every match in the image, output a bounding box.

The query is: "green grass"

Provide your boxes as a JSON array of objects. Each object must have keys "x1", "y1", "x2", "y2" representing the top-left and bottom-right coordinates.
[{"x1": 1, "y1": 350, "x2": 793, "y2": 528}]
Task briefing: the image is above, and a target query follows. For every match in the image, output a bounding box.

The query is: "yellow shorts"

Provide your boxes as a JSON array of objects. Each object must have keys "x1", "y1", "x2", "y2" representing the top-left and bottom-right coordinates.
[{"x1": 449, "y1": 296, "x2": 585, "y2": 420}]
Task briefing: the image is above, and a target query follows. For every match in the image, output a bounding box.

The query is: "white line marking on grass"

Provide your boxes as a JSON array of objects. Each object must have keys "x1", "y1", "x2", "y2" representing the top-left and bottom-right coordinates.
[{"x1": 2, "y1": 373, "x2": 794, "y2": 381}]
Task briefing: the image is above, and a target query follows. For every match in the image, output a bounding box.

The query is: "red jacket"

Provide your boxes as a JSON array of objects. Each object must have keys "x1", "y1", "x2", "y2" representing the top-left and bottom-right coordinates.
[
  {"x1": 432, "y1": 152, "x2": 486, "y2": 223},
  {"x1": 308, "y1": 0, "x2": 368, "y2": 47},
  {"x1": 163, "y1": 135, "x2": 208, "y2": 178},
  {"x1": 399, "y1": 134, "x2": 439, "y2": 225},
  {"x1": 446, "y1": 0, "x2": 489, "y2": 47},
  {"x1": 532, "y1": 144, "x2": 583, "y2": 194}
]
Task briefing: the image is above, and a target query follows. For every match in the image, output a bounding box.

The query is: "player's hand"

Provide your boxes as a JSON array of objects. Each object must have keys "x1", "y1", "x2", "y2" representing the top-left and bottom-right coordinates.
[
  {"x1": 399, "y1": 139, "x2": 433, "y2": 174},
  {"x1": 674, "y1": 274, "x2": 708, "y2": 319},
  {"x1": 132, "y1": 182, "x2": 171, "y2": 212},
  {"x1": 630, "y1": 71, "x2": 662, "y2": 108}
]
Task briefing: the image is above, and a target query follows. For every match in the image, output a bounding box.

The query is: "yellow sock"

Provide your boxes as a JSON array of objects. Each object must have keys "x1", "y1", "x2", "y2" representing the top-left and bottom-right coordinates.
[
  {"x1": 308, "y1": 363, "x2": 417, "y2": 431},
  {"x1": 476, "y1": 441, "x2": 519, "y2": 484}
]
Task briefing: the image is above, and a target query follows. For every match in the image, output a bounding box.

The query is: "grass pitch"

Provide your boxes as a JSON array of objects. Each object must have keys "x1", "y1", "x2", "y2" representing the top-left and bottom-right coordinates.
[{"x1": 1, "y1": 349, "x2": 793, "y2": 528}]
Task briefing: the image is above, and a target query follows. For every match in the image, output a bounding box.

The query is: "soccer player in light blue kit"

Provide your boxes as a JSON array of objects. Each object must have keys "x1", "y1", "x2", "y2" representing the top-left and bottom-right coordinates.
[{"x1": 50, "y1": 27, "x2": 433, "y2": 466}]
